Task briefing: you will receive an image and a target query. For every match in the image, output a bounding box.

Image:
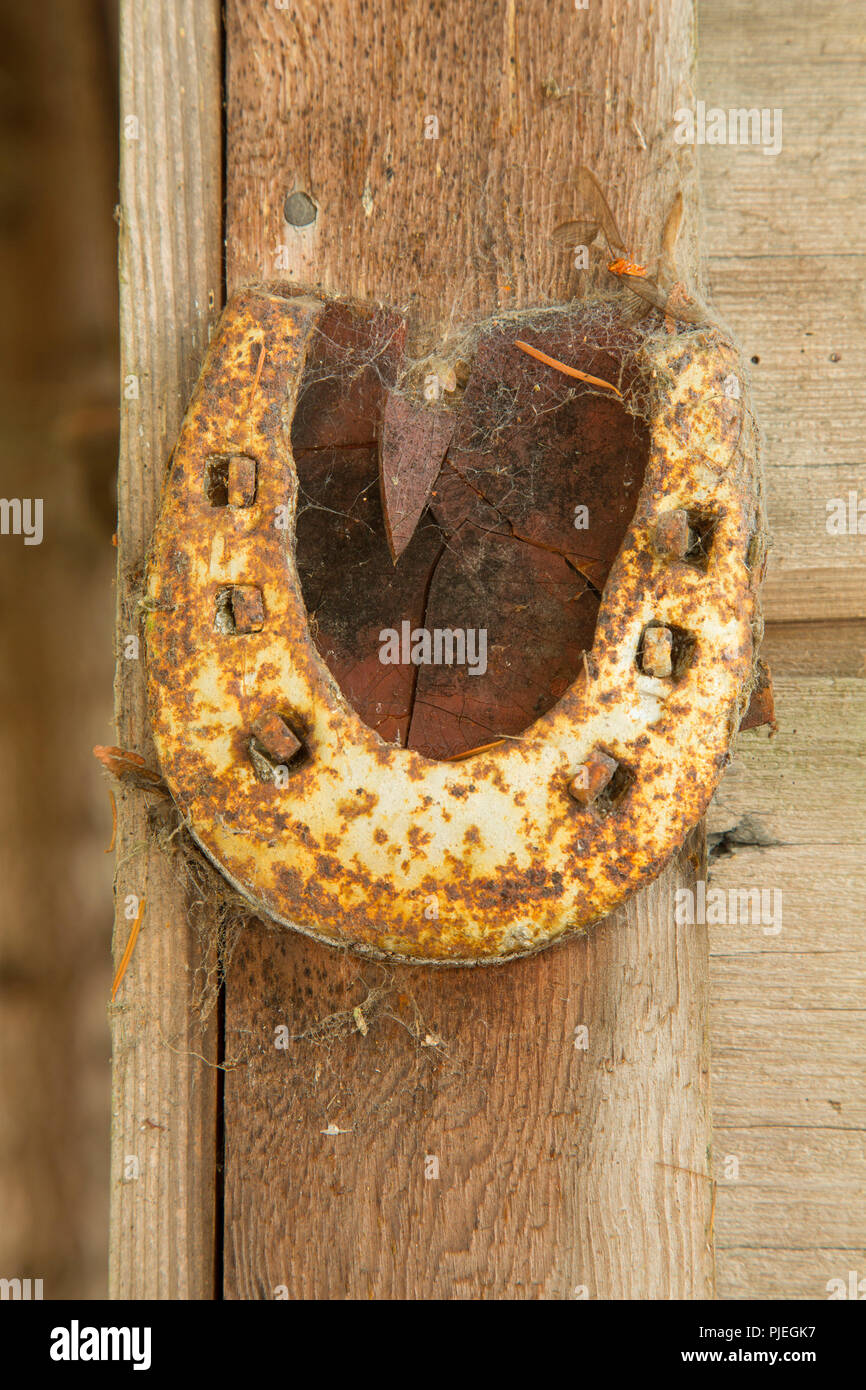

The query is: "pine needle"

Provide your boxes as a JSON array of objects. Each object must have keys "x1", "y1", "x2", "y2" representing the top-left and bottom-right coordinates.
[
  {"x1": 514, "y1": 340, "x2": 623, "y2": 396},
  {"x1": 111, "y1": 896, "x2": 146, "y2": 1002}
]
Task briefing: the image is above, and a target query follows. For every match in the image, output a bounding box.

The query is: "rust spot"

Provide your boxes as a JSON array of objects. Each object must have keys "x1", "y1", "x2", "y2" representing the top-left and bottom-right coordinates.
[
  {"x1": 739, "y1": 659, "x2": 776, "y2": 732},
  {"x1": 336, "y1": 790, "x2": 379, "y2": 820}
]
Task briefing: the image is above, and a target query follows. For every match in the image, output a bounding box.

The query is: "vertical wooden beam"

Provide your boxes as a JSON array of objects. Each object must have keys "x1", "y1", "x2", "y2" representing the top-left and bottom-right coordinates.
[
  {"x1": 111, "y1": 0, "x2": 222, "y2": 1299},
  {"x1": 221, "y1": 0, "x2": 713, "y2": 1298},
  {"x1": 0, "y1": 1, "x2": 118, "y2": 1299}
]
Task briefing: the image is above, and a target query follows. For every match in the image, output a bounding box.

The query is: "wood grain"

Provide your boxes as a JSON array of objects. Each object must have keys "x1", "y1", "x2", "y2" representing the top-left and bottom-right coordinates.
[
  {"x1": 225, "y1": 855, "x2": 711, "y2": 1300},
  {"x1": 223, "y1": 0, "x2": 714, "y2": 1299},
  {"x1": 111, "y1": 0, "x2": 222, "y2": 1299},
  {"x1": 226, "y1": 0, "x2": 701, "y2": 306},
  {"x1": 707, "y1": 678, "x2": 866, "y2": 1297},
  {"x1": 762, "y1": 568, "x2": 866, "y2": 624},
  {"x1": 760, "y1": 619, "x2": 866, "y2": 677},
  {"x1": 698, "y1": 3, "x2": 866, "y2": 1295},
  {"x1": 710, "y1": 255, "x2": 866, "y2": 620},
  {"x1": 108, "y1": 0, "x2": 865, "y2": 1302},
  {"x1": 699, "y1": 0, "x2": 866, "y2": 622}
]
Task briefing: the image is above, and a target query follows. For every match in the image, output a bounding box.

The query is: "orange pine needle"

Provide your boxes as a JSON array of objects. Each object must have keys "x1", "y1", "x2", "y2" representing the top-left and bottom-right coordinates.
[
  {"x1": 106, "y1": 789, "x2": 117, "y2": 854},
  {"x1": 111, "y1": 896, "x2": 146, "y2": 1002},
  {"x1": 443, "y1": 740, "x2": 507, "y2": 761},
  {"x1": 514, "y1": 340, "x2": 623, "y2": 397}
]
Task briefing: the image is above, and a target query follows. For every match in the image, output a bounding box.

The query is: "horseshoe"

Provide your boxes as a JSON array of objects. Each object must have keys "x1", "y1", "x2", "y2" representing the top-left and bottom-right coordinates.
[{"x1": 145, "y1": 287, "x2": 766, "y2": 964}]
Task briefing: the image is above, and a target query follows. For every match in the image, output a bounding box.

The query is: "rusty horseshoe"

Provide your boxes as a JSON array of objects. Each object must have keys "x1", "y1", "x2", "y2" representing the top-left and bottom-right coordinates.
[{"x1": 144, "y1": 287, "x2": 766, "y2": 964}]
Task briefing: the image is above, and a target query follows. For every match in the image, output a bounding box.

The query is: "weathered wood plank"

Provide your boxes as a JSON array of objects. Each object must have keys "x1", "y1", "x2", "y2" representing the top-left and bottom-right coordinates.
[
  {"x1": 713, "y1": 1127, "x2": 866, "y2": 1288},
  {"x1": 223, "y1": 0, "x2": 714, "y2": 1299},
  {"x1": 677, "y1": 11, "x2": 865, "y2": 1299},
  {"x1": 760, "y1": 619, "x2": 866, "y2": 677},
  {"x1": 760, "y1": 463, "x2": 866, "y2": 574},
  {"x1": 110, "y1": 0, "x2": 222, "y2": 1300},
  {"x1": 709, "y1": 255, "x2": 865, "y2": 475},
  {"x1": 719, "y1": 1248, "x2": 866, "y2": 1303},
  {"x1": 710, "y1": 679, "x2": 865, "y2": 845},
  {"x1": 705, "y1": 846, "x2": 866, "y2": 956},
  {"x1": 224, "y1": 856, "x2": 711, "y2": 1300},
  {"x1": 701, "y1": 0, "x2": 865, "y2": 61},
  {"x1": 707, "y1": 677, "x2": 866, "y2": 1298},
  {"x1": 227, "y1": 0, "x2": 702, "y2": 309},
  {"x1": 699, "y1": 0, "x2": 866, "y2": 261},
  {"x1": 710, "y1": 254, "x2": 866, "y2": 623},
  {"x1": 696, "y1": 0, "x2": 866, "y2": 629},
  {"x1": 762, "y1": 570, "x2": 866, "y2": 625}
]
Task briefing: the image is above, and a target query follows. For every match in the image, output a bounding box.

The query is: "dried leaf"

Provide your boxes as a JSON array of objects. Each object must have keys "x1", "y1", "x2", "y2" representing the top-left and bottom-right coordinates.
[
  {"x1": 740, "y1": 660, "x2": 776, "y2": 732},
  {"x1": 292, "y1": 299, "x2": 406, "y2": 450},
  {"x1": 407, "y1": 526, "x2": 599, "y2": 759},
  {"x1": 293, "y1": 309, "x2": 649, "y2": 760},
  {"x1": 378, "y1": 393, "x2": 455, "y2": 561},
  {"x1": 444, "y1": 317, "x2": 649, "y2": 592},
  {"x1": 93, "y1": 745, "x2": 167, "y2": 793},
  {"x1": 293, "y1": 445, "x2": 446, "y2": 749}
]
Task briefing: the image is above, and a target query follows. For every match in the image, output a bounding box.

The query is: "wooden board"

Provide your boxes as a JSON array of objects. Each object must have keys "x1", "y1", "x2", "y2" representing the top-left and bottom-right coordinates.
[
  {"x1": 707, "y1": 678, "x2": 866, "y2": 1299},
  {"x1": 111, "y1": 0, "x2": 222, "y2": 1300},
  {"x1": 109, "y1": 0, "x2": 866, "y2": 1303},
  {"x1": 760, "y1": 620, "x2": 866, "y2": 678},
  {"x1": 222, "y1": 0, "x2": 714, "y2": 1299},
  {"x1": 697, "y1": 5, "x2": 866, "y2": 1295},
  {"x1": 700, "y1": 0, "x2": 866, "y2": 625},
  {"x1": 696, "y1": 0, "x2": 866, "y2": 1299}
]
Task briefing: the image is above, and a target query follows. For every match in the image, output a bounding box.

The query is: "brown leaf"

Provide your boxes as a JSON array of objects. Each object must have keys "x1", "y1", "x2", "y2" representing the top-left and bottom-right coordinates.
[
  {"x1": 292, "y1": 306, "x2": 650, "y2": 761},
  {"x1": 291, "y1": 299, "x2": 406, "y2": 450},
  {"x1": 739, "y1": 660, "x2": 776, "y2": 732},
  {"x1": 93, "y1": 745, "x2": 167, "y2": 792},
  {"x1": 294, "y1": 445, "x2": 446, "y2": 749},
  {"x1": 407, "y1": 526, "x2": 598, "y2": 759},
  {"x1": 444, "y1": 315, "x2": 649, "y2": 592},
  {"x1": 378, "y1": 393, "x2": 455, "y2": 562}
]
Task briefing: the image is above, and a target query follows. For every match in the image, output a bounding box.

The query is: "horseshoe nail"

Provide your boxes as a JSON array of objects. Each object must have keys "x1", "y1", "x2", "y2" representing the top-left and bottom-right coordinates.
[
  {"x1": 568, "y1": 750, "x2": 618, "y2": 807},
  {"x1": 640, "y1": 626, "x2": 674, "y2": 678}
]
